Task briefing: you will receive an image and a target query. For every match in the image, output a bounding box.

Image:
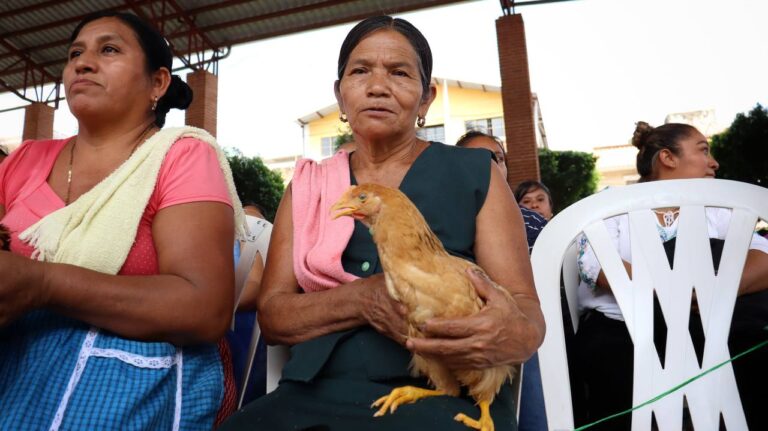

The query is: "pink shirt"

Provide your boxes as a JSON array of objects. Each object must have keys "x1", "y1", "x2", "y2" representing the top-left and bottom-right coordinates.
[{"x1": 0, "y1": 136, "x2": 232, "y2": 275}]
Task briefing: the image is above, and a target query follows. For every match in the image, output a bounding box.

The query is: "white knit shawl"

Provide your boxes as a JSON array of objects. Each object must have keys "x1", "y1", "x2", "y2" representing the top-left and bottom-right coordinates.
[{"x1": 19, "y1": 126, "x2": 246, "y2": 275}]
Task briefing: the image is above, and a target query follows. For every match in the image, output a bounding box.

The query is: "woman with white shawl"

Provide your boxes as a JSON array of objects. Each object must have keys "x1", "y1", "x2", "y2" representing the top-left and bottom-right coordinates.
[{"x1": 0, "y1": 11, "x2": 244, "y2": 430}]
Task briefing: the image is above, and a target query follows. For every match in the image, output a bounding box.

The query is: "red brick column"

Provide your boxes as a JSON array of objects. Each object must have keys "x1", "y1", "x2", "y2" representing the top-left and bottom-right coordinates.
[
  {"x1": 185, "y1": 70, "x2": 218, "y2": 136},
  {"x1": 22, "y1": 102, "x2": 55, "y2": 141},
  {"x1": 496, "y1": 13, "x2": 540, "y2": 188}
]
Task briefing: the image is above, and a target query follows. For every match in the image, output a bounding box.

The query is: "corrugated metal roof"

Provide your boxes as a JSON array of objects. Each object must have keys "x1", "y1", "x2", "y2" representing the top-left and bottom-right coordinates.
[{"x1": 0, "y1": 0, "x2": 470, "y2": 101}]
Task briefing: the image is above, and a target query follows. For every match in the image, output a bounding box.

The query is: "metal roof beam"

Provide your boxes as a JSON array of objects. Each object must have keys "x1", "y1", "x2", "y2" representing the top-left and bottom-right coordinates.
[
  {"x1": 151, "y1": 0, "x2": 254, "y2": 24},
  {"x1": 0, "y1": 0, "x2": 472, "y2": 97},
  {"x1": 166, "y1": 0, "x2": 463, "y2": 46},
  {"x1": 500, "y1": 0, "x2": 579, "y2": 15},
  {"x1": 0, "y1": 38, "x2": 58, "y2": 88},
  {"x1": 0, "y1": 59, "x2": 60, "y2": 79},
  {"x1": 0, "y1": 0, "x2": 462, "y2": 74},
  {"x1": 0, "y1": 0, "x2": 63, "y2": 20},
  {"x1": 164, "y1": 0, "x2": 357, "y2": 39},
  {"x1": 0, "y1": 76, "x2": 37, "y2": 102},
  {"x1": 0, "y1": 1, "x2": 153, "y2": 41},
  {"x1": 123, "y1": 0, "x2": 223, "y2": 72},
  {"x1": 0, "y1": 0, "x2": 253, "y2": 62},
  {"x1": 0, "y1": 38, "x2": 66, "y2": 63},
  {"x1": 0, "y1": 0, "x2": 228, "y2": 76},
  {"x1": 0, "y1": 47, "x2": 231, "y2": 80},
  {"x1": 126, "y1": 0, "x2": 219, "y2": 52}
]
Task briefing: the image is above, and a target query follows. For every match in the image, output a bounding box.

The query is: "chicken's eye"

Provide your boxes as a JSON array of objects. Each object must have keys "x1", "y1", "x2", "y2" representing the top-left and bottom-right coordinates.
[{"x1": 358, "y1": 193, "x2": 367, "y2": 201}]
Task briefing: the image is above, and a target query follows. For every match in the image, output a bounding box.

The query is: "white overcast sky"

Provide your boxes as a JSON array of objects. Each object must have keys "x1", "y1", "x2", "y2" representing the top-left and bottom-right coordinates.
[{"x1": 1, "y1": 0, "x2": 766, "y2": 160}]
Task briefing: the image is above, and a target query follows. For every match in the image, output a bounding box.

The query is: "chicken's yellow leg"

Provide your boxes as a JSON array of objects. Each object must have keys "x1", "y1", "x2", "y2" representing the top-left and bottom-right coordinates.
[
  {"x1": 371, "y1": 386, "x2": 446, "y2": 417},
  {"x1": 454, "y1": 399, "x2": 494, "y2": 431}
]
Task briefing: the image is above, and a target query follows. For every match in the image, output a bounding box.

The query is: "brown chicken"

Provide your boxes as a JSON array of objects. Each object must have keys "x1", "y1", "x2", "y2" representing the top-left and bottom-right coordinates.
[{"x1": 331, "y1": 183, "x2": 515, "y2": 431}]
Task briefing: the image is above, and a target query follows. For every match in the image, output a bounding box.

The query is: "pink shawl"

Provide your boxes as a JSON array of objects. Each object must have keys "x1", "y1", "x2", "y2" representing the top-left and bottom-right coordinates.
[{"x1": 292, "y1": 151, "x2": 360, "y2": 292}]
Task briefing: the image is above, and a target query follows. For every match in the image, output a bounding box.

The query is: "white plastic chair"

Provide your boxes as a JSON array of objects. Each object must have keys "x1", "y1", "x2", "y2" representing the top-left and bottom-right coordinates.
[
  {"x1": 233, "y1": 215, "x2": 275, "y2": 407},
  {"x1": 265, "y1": 340, "x2": 289, "y2": 394},
  {"x1": 530, "y1": 179, "x2": 768, "y2": 431},
  {"x1": 234, "y1": 215, "x2": 289, "y2": 398},
  {"x1": 234, "y1": 216, "x2": 273, "y2": 311}
]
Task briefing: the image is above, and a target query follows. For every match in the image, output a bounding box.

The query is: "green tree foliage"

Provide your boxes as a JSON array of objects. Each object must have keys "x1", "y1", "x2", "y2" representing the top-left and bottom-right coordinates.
[
  {"x1": 333, "y1": 125, "x2": 354, "y2": 152},
  {"x1": 227, "y1": 155, "x2": 285, "y2": 221},
  {"x1": 538, "y1": 148, "x2": 599, "y2": 214},
  {"x1": 710, "y1": 104, "x2": 768, "y2": 187}
]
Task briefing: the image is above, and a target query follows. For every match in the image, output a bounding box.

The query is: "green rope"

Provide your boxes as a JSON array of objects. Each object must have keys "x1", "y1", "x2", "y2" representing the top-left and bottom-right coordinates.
[{"x1": 573, "y1": 337, "x2": 768, "y2": 431}]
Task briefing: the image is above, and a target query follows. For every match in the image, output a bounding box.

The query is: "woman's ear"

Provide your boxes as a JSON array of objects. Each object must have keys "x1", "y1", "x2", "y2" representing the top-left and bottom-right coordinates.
[
  {"x1": 151, "y1": 67, "x2": 172, "y2": 101},
  {"x1": 417, "y1": 83, "x2": 437, "y2": 118},
  {"x1": 657, "y1": 148, "x2": 678, "y2": 170},
  {"x1": 334, "y1": 80, "x2": 345, "y2": 115}
]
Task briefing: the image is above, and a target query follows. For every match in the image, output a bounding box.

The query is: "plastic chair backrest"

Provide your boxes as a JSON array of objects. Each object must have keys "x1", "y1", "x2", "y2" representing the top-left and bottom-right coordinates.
[
  {"x1": 235, "y1": 215, "x2": 288, "y2": 396},
  {"x1": 266, "y1": 344, "x2": 289, "y2": 394},
  {"x1": 234, "y1": 215, "x2": 273, "y2": 407},
  {"x1": 530, "y1": 179, "x2": 768, "y2": 431},
  {"x1": 234, "y1": 215, "x2": 272, "y2": 309}
]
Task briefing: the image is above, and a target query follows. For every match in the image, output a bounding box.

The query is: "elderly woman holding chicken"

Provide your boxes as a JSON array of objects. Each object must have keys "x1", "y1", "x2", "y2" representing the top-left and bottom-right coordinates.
[{"x1": 221, "y1": 15, "x2": 545, "y2": 431}]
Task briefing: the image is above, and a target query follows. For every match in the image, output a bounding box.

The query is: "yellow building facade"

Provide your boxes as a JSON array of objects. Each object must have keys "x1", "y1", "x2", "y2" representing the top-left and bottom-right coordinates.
[
  {"x1": 296, "y1": 77, "x2": 534, "y2": 161},
  {"x1": 266, "y1": 77, "x2": 547, "y2": 183}
]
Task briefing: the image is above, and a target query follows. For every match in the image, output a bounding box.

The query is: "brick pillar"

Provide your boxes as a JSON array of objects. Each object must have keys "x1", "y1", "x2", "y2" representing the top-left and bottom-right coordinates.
[
  {"x1": 185, "y1": 69, "x2": 218, "y2": 136},
  {"x1": 496, "y1": 13, "x2": 540, "y2": 188},
  {"x1": 22, "y1": 102, "x2": 55, "y2": 141}
]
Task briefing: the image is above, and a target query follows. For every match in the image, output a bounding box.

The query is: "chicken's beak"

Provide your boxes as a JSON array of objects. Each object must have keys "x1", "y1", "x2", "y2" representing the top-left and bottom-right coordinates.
[{"x1": 330, "y1": 200, "x2": 359, "y2": 220}]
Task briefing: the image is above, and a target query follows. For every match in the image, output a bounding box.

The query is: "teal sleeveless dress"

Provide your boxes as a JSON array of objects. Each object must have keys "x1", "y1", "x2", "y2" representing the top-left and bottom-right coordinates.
[{"x1": 220, "y1": 143, "x2": 518, "y2": 431}]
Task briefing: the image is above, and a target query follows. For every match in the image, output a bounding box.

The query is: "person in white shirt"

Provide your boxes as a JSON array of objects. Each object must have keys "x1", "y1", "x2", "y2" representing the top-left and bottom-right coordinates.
[{"x1": 575, "y1": 121, "x2": 768, "y2": 430}]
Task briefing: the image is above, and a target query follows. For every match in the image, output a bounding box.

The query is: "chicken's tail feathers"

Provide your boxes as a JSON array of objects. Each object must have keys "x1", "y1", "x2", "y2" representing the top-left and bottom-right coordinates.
[
  {"x1": 459, "y1": 365, "x2": 517, "y2": 405},
  {"x1": 410, "y1": 354, "x2": 462, "y2": 397}
]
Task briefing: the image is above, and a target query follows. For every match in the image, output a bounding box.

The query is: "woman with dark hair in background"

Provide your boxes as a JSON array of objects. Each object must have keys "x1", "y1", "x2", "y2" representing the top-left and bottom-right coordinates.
[
  {"x1": 0, "y1": 12, "x2": 244, "y2": 429},
  {"x1": 456, "y1": 131, "x2": 507, "y2": 175},
  {"x1": 221, "y1": 16, "x2": 544, "y2": 431},
  {"x1": 574, "y1": 122, "x2": 768, "y2": 430},
  {"x1": 455, "y1": 130, "x2": 548, "y2": 253},
  {"x1": 514, "y1": 180, "x2": 554, "y2": 221}
]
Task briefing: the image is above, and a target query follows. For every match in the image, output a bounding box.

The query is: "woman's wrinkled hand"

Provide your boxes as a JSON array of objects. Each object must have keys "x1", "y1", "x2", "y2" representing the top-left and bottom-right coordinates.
[
  {"x1": 406, "y1": 268, "x2": 541, "y2": 369},
  {"x1": 359, "y1": 273, "x2": 410, "y2": 345},
  {"x1": 0, "y1": 251, "x2": 46, "y2": 327}
]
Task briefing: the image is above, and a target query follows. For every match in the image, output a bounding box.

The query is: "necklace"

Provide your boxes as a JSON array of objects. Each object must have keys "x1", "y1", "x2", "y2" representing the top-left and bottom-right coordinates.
[
  {"x1": 653, "y1": 208, "x2": 680, "y2": 227},
  {"x1": 65, "y1": 124, "x2": 155, "y2": 205},
  {"x1": 64, "y1": 139, "x2": 76, "y2": 205}
]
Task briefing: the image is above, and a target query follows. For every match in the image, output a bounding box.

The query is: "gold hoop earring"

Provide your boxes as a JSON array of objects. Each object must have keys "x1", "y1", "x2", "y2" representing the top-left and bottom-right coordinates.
[
  {"x1": 151, "y1": 96, "x2": 158, "y2": 112},
  {"x1": 339, "y1": 112, "x2": 348, "y2": 123},
  {"x1": 416, "y1": 116, "x2": 426, "y2": 128}
]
